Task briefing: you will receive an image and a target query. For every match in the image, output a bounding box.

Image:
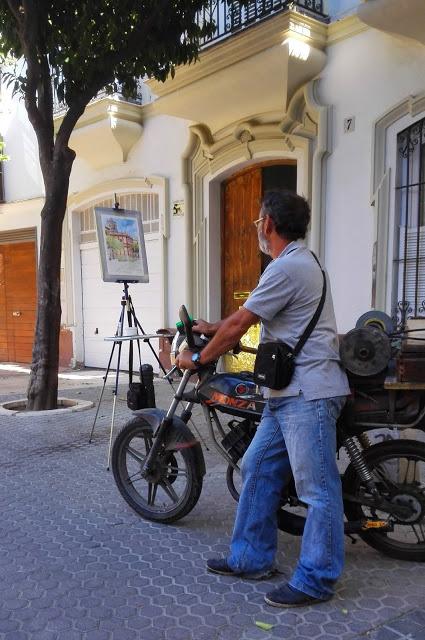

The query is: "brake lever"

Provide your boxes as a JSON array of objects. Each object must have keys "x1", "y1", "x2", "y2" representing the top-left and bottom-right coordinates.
[{"x1": 164, "y1": 365, "x2": 183, "y2": 380}]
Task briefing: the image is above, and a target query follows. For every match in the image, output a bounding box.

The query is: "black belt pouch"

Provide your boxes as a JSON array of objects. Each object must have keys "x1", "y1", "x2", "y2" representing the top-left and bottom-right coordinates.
[{"x1": 253, "y1": 341, "x2": 295, "y2": 390}]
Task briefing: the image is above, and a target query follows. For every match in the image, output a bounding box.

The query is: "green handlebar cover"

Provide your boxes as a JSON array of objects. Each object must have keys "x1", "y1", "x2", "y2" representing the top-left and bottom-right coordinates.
[{"x1": 176, "y1": 316, "x2": 194, "y2": 331}]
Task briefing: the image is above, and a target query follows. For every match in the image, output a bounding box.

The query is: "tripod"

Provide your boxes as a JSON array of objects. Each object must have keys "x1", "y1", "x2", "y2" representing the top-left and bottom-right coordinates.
[{"x1": 89, "y1": 281, "x2": 171, "y2": 468}]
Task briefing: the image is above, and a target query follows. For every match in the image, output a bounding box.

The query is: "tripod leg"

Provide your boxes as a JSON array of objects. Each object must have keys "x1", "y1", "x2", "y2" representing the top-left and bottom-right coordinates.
[
  {"x1": 130, "y1": 302, "x2": 170, "y2": 379},
  {"x1": 88, "y1": 340, "x2": 117, "y2": 442},
  {"x1": 107, "y1": 394, "x2": 118, "y2": 471}
]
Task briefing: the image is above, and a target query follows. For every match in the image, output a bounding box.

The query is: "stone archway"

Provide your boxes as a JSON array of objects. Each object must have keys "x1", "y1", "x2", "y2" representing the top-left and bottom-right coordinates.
[{"x1": 182, "y1": 79, "x2": 331, "y2": 319}]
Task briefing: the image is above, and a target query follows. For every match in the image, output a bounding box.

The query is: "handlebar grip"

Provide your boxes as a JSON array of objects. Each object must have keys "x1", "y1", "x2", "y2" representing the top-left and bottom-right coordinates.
[{"x1": 179, "y1": 305, "x2": 195, "y2": 349}]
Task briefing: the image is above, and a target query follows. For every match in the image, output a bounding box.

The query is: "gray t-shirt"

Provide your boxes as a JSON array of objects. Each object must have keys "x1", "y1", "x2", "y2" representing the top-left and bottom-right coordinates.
[{"x1": 244, "y1": 240, "x2": 350, "y2": 401}]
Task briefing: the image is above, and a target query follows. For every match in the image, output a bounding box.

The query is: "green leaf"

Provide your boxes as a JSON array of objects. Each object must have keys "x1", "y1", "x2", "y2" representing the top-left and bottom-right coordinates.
[{"x1": 255, "y1": 621, "x2": 274, "y2": 631}]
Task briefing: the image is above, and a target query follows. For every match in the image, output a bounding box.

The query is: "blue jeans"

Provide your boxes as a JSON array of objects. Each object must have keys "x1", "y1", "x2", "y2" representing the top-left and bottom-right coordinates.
[{"x1": 227, "y1": 394, "x2": 346, "y2": 600}]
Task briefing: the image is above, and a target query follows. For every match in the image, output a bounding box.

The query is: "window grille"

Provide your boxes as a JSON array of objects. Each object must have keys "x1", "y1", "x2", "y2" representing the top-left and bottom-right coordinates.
[
  {"x1": 78, "y1": 192, "x2": 159, "y2": 244},
  {"x1": 393, "y1": 118, "x2": 425, "y2": 327}
]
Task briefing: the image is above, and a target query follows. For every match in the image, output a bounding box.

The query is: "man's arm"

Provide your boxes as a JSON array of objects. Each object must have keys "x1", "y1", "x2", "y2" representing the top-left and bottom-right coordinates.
[{"x1": 176, "y1": 307, "x2": 259, "y2": 370}]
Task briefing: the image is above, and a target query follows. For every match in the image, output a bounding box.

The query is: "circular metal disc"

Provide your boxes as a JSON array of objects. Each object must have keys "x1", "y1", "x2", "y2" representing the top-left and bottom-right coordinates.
[
  {"x1": 355, "y1": 310, "x2": 395, "y2": 335},
  {"x1": 340, "y1": 327, "x2": 391, "y2": 376}
]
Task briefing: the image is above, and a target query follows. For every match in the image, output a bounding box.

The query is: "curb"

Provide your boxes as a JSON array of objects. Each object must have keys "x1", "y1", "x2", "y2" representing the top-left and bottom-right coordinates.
[{"x1": 0, "y1": 397, "x2": 94, "y2": 417}]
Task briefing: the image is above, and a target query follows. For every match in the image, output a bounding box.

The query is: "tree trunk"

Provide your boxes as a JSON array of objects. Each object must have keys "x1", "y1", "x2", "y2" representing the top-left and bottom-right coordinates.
[{"x1": 26, "y1": 157, "x2": 73, "y2": 410}]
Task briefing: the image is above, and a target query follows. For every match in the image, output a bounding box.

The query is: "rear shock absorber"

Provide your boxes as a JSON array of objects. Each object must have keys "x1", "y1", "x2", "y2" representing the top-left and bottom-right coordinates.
[
  {"x1": 357, "y1": 432, "x2": 373, "y2": 450},
  {"x1": 344, "y1": 436, "x2": 377, "y2": 493}
]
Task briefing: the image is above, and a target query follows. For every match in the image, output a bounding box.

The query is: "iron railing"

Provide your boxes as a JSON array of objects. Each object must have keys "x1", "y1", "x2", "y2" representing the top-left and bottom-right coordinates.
[
  {"x1": 53, "y1": 79, "x2": 144, "y2": 116},
  {"x1": 393, "y1": 117, "x2": 425, "y2": 328},
  {"x1": 198, "y1": 0, "x2": 327, "y2": 46}
]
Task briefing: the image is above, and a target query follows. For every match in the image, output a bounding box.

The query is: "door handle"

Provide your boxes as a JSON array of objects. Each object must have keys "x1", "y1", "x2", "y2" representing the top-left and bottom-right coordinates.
[
  {"x1": 233, "y1": 291, "x2": 251, "y2": 300},
  {"x1": 12, "y1": 311, "x2": 22, "y2": 317}
]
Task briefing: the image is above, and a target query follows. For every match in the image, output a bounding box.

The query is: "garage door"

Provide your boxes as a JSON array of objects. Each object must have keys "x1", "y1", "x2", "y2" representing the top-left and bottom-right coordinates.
[
  {"x1": 0, "y1": 235, "x2": 37, "y2": 363},
  {"x1": 81, "y1": 238, "x2": 162, "y2": 371}
]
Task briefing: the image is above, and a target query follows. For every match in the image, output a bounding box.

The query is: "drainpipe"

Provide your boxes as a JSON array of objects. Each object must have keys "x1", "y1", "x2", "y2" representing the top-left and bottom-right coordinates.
[
  {"x1": 181, "y1": 130, "x2": 201, "y2": 313},
  {"x1": 161, "y1": 177, "x2": 169, "y2": 329},
  {"x1": 306, "y1": 80, "x2": 332, "y2": 263}
]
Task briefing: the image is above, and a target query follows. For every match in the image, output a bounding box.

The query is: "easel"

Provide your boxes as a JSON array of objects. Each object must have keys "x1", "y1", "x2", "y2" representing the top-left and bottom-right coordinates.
[
  {"x1": 89, "y1": 198, "x2": 173, "y2": 468},
  {"x1": 89, "y1": 280, "x2": 174, "y2": 468}
]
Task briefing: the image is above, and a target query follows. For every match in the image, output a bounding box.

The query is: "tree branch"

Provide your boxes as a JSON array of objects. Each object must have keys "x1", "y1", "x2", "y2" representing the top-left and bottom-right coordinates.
[
  {"x1": 5, "y1": 0, "x2": 22, "y2": 22},
  {"x1": 54, "y1": 100, "x2": 86, "y2": 154},
  {"x1": 38, "y1": 55, "x2": 54, "y2": 142}
]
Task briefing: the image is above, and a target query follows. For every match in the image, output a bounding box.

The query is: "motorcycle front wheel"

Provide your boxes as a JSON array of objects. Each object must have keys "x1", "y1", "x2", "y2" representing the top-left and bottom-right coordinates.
[
  {"x1": 343, "y1": 439, "x2": 425, "y2": 562},
  {"x1": 112, "y1": 419, "x2": 204, "y2": 524}
]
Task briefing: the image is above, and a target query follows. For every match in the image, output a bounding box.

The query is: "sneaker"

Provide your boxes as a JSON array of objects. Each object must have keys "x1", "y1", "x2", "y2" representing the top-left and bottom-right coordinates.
[
  {"x1": 206, "y1": 558, "x2": 277, "y2": 580},
  {"x1": 264, "y1": 583, "x2": 330, "y2": 608}
]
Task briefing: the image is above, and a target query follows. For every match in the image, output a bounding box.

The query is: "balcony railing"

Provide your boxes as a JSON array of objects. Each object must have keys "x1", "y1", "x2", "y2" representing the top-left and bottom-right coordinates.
[
  {"x1": 198, "y1": 0, "x2": 328, "y2": 47},
  {"x1": 53, "y1": 79, "x2": 144, "y2": 116}
]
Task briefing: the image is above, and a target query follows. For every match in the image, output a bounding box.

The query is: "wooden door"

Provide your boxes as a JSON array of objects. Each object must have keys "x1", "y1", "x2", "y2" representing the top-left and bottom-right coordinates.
[
  {"x1": 0, "y1": 242, "x2": 37, "y2": 363},
  {"x1": 222, "y1": 167, "x2": 262, "y2": 317}
]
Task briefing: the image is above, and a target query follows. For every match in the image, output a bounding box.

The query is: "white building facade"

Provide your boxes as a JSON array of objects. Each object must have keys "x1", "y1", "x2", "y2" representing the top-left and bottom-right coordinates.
[{"x1": 1, "y1": 0, "x2": 424, "y2": 370}]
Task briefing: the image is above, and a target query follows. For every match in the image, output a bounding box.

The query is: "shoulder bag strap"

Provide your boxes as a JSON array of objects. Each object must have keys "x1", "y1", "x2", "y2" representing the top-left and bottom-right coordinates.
[{"x1": 292, "y1": 251, "x2": 327, "y2": 356}]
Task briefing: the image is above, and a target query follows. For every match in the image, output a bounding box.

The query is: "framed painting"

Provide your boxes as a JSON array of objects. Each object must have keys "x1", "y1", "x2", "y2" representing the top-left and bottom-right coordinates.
[{"x1": 95, "y1": 207, "x2": 149, "y2": 283}]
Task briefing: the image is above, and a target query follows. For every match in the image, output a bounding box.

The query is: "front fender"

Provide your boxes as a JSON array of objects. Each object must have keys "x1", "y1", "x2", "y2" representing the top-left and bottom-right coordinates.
[
  {"x1": 131, "y1": 407, "x2": 166, "y2": 431},
  {"x1": 124, "y1": 409, "x2": 206, "y2": 478}
]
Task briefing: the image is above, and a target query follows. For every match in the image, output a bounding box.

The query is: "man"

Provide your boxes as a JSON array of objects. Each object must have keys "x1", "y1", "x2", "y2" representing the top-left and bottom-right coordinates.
[{"x1": 176, "y1": 190, "x2": 350, "y2": 608}]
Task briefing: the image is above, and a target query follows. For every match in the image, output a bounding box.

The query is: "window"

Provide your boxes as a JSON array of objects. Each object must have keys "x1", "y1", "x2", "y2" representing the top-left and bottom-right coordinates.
[
  {"x1": 78, "y1": 192, "x2": 159, "y2": 243},
  {"x1": 393, "y1": 118, "x2": 425, "y2": 327}
]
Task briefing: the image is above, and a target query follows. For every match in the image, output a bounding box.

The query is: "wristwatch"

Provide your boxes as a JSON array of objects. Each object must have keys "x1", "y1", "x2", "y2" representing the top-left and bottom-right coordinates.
[{"x1": 191, "y1": 352, "x2": 202, "y2": 367}]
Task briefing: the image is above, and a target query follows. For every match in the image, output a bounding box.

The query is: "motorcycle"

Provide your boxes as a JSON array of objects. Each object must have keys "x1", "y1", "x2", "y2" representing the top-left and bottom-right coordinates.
[{"x1": 111, "y1": 305, "x2": 425, "y2": 562}]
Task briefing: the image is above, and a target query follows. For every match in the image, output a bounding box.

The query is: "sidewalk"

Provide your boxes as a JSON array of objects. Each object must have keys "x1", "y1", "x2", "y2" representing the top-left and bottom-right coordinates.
[{"x1": 0, "y1": 365, "x2": 424, "y2": 640}]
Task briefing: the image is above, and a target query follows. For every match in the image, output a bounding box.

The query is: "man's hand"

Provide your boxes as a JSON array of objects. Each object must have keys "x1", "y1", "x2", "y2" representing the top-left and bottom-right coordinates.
[
  {"x1": 175, "y1": 350, "x2": 198, "y2": 371},
  {"x1": 195, "y1": 307, "x2": 259, "y2": 364},
  {"x1": 193, "y1": 319, "x2": 217, "y2": 336},
  {"x1": 176, "y1": 308, "x2": 258, "y2": 370}
]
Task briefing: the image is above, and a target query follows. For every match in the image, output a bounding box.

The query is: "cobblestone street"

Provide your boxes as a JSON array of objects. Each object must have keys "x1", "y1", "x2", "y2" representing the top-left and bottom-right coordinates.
[{"x1": 0, "y1": 369, "x2": 424, "y2": 640}]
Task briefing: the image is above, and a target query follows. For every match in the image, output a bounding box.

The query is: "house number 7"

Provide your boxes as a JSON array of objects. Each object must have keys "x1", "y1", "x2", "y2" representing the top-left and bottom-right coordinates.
[{"x1": 344, "y1": 117, "x2": 355, "y2": 133}]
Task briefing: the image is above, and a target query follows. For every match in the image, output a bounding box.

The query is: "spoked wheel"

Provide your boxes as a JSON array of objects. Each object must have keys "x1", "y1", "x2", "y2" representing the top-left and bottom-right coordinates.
[
  {"x1": 112, "y1": 420, "x2": 204, "y2": 523},
  {"x1": 343, "y1": 439, "x2": 425, "y2": 561}
]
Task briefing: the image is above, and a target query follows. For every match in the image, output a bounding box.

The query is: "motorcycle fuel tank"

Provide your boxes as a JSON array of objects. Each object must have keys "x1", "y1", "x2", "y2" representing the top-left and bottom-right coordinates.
[{"x1": 198, "y1": 372, "x2": 265, "y2": 419}]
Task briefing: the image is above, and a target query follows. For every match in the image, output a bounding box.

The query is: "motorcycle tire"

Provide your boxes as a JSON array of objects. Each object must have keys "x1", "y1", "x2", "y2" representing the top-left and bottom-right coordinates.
[
  {"x1": 343, "y1": 439, "x2": 425, "y2": 562},
  {"x1": 112, "y1": 418, "x2": 204, "y2": 524}
]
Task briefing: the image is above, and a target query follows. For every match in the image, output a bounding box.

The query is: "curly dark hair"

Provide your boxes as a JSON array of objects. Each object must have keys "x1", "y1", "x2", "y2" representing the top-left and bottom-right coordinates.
[{"x1": 261, "y1": 190, "x2": 310, "y2": 240}]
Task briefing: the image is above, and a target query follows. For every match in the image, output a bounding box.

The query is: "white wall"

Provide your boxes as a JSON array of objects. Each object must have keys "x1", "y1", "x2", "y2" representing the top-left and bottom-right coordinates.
[
  {"x1": 326, "y1": 0, "x2": 361, "y2": 19},
  {"x1": 0, "y1": 87, "x2": 44, "y2": 202},
  {"x1": 0, "y1": 200, "x2": 42, "y2": 233},
  {"x1": 320, "y1": 28, "x2": 425, "y2": 332}
]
